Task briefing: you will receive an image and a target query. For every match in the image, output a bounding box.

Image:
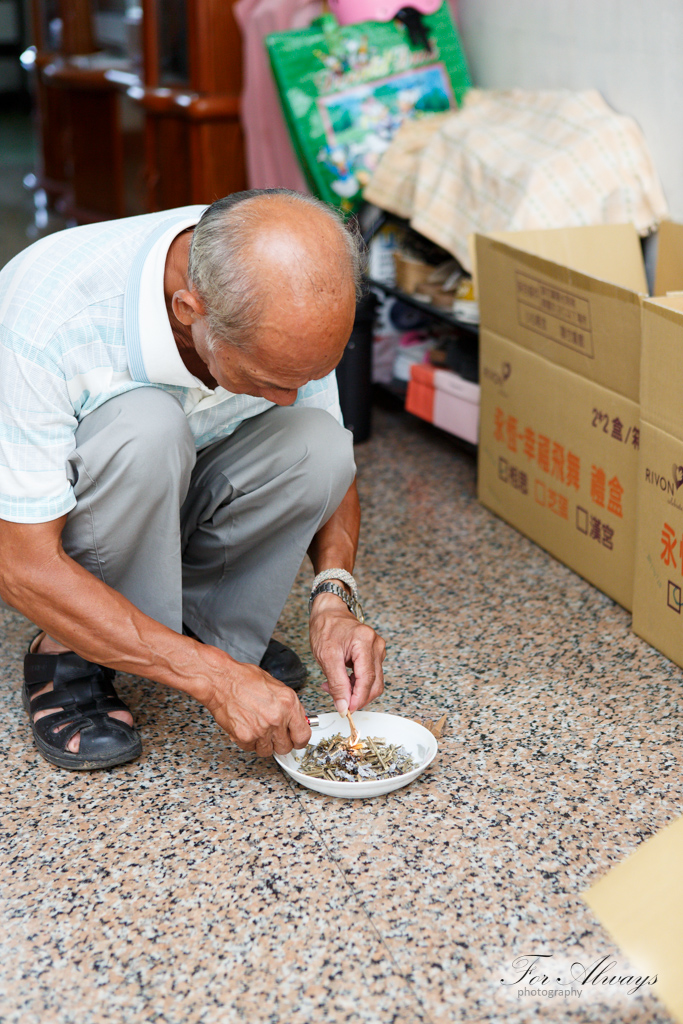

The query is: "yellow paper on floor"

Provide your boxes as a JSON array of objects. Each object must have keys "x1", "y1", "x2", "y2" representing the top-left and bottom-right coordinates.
[{"x1": 584, "y1": 814, "x2": 683, "y2": 1022}]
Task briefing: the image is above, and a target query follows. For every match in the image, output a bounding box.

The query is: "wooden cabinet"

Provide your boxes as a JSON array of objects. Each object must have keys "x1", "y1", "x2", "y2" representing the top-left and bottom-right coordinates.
[
  {"x1": 26, "y1": 0, "x2": 246, "y2": 222},
  {"x1": 130, "y1": 0, "x2": 245, "y2": 211}
]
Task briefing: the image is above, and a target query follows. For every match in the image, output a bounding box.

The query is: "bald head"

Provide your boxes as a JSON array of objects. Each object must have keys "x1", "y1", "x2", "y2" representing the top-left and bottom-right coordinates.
[{"x1": 187, "y1": 190, "x2": 364, "y2": 355}]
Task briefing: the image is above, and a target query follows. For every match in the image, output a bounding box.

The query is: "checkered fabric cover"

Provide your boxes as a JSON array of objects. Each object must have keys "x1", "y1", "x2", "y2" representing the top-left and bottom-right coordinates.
[{"x1": 364, "y1": 89, "x2": 669, "y2": 270}]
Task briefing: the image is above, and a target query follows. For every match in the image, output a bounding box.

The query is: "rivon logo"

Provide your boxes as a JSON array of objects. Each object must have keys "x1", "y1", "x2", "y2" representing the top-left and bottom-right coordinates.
[
  {"x1": 483, "y1": 361, "x2": 511, "y2": 391},
  {"x1": 644, "y1": 463, "x2": 683, "y2": 510}
]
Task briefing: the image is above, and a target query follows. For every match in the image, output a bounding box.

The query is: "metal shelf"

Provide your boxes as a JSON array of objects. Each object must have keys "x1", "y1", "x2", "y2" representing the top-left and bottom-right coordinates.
[{"x1": 367, "y1": 276, "x2": 479, "y2": 337}]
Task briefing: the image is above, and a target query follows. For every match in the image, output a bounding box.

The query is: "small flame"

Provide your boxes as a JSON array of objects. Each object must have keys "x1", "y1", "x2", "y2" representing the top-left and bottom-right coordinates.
[{"x1": 346, "y1": 710, "x2": 362, "y2": 749}]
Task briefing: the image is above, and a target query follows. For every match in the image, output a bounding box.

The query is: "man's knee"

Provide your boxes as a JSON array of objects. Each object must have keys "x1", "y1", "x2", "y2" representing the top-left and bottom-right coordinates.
[
  {"x1": 121, "y1": 388, "x2": 194, "y2": 482},
  {"x1": 282, "y1": 407, "x2": 356, "y2": 521},
  {"x1": 72, "y1": 387, "x2": 196, "y2": 498}
]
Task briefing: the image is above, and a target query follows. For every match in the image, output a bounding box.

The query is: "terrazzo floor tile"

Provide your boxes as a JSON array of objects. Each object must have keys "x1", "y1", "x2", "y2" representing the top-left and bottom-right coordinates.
[{"x1": 2, "y1": 403, "x2": 683, "y2": 1023}]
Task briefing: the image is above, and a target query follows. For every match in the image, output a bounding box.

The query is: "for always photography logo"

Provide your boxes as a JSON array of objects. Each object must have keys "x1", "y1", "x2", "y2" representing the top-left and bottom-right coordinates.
[{"x1": 500, "y1": 953, "x2": 658, "y2": 1002}]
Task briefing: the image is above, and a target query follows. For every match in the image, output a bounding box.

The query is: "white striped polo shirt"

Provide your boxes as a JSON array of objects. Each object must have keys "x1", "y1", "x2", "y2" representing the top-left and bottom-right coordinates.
[{"x1": 0, "y1": 206, "x2": 343, "y2": 524}]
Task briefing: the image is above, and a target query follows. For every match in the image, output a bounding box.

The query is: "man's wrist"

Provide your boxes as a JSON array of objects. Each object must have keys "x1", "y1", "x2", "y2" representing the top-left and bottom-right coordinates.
[
  {"x1": 168, "y1": 637, "x2": 238, "y2": 708},
  {"x1": 322, "y1": 576, "x2": 351, "y2": 594},
  {"x1": 309, "y1": 582, "x2": 355, "y2": 617},
  {"x1": 309, "y1": 590, "x2": 355, "y2": 618},
  {"x1": 311, "y1": 568, "x2": 358, "y2": 595},
  {"x1": 309, "y1": 569, "x2": 364, "y2": 621}
]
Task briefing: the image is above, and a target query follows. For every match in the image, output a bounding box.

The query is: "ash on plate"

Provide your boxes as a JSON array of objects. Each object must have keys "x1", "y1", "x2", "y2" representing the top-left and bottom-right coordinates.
[{"x1": 295, "y1": 733, "x2": 418, "y2": 782}]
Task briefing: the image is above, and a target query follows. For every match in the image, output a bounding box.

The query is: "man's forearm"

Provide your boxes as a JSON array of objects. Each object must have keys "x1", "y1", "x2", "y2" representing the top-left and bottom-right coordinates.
[
  {"x1": 0, "y1": 516, "x2": 229, "y2": 705},
  {"x1": 307, "y1": 479, "x2": 360, "y2": 577},
  {"x1": 1, "y1": 515, "x2": 312, "y2": 754}
]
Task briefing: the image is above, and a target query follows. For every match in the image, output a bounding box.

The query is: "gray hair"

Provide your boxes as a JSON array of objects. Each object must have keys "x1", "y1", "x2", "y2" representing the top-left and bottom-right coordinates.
[{"x1": 187, "y1": 189, "x2": 365, "y2": 352}]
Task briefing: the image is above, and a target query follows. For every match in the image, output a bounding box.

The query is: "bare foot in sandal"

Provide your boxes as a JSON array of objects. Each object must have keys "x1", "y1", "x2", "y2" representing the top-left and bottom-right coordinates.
[
  {"x1": 31, "y1": 634, "x2": 134, "y2": 754},
  {"x1": 24, "y1": 632, "x2": 141, "y2": 770}
]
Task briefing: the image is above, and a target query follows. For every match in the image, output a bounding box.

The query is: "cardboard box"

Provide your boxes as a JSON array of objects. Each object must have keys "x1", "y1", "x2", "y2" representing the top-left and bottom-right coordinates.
[
  {"x1": 633, "y1": 293, "x2": 683, "y2": 665},
  {"x1": 584, "y1": 812, "x2": 683, "y2": 1024},
  {"x1": 406, "y1": 363, "x2": 480, "y2": 444},
  {"x1": 475, "y1": 223, "x2": 683, "y2": 611}
]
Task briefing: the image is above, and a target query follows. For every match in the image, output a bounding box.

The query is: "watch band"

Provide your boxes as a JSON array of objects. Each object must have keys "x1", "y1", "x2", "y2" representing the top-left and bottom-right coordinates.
[{"x1": 309, "y1": 581, "x2": 365, "y2": 622}]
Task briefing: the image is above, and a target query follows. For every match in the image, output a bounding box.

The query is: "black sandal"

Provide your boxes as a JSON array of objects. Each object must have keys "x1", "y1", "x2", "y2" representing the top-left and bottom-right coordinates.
[{"x1": 23, "y1": 635, "x2": 142, "y2": 770}]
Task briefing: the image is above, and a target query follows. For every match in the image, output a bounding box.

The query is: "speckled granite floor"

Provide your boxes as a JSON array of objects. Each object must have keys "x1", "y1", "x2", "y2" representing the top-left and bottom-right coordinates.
[{"x1": 2, "y1": 405, "x2": 682, "y2": 1024}]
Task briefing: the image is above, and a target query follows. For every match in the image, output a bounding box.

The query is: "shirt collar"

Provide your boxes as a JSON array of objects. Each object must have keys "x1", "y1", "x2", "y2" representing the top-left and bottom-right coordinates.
[{"x1": 123, "y1": 206, "x2": 213, "y2": 391}]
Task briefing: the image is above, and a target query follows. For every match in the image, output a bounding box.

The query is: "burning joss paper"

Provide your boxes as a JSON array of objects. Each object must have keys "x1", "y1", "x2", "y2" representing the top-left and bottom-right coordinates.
[{"x1": 296, "y1": 733, "x2": 418, "y2": 782}]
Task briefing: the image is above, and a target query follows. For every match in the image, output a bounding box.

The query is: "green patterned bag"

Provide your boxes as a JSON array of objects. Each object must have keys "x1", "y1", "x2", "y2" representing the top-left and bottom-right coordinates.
[{"x1": 266, "y1": 8, "x2": 470, "y2": 214}]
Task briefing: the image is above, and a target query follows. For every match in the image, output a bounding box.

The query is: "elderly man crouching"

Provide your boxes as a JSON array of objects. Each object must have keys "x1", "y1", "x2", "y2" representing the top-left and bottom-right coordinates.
[{"x1": 0, "y1": 189, "x2": 385, "y2": 770}]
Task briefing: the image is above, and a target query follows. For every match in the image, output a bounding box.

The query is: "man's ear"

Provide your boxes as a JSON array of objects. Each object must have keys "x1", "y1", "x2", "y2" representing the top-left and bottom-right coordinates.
[{"x1": 172, "y1": 289, "x2": 206, "y2": 325}]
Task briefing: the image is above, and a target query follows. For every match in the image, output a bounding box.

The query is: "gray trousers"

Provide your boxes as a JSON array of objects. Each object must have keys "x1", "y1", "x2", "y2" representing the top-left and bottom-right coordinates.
[{"x1": 60, "y1": 388, "x2": 355, "y2": 664}]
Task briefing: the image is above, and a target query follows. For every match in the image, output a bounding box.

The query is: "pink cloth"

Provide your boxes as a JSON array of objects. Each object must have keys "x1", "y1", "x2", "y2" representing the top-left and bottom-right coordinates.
[{"x1": 235, "y1": 0, "x2": 321, "y2": 191}]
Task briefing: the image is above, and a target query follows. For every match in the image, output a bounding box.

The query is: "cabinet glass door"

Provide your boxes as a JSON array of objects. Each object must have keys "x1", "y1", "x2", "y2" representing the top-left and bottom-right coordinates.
[
  {"x1": 92, "y1": 0, "x2": 127, "y2": 56},
  {"x1": 38, "y1": 0, "x2": 61, "y2": 51},
  {"x1": 158, "y1": 0, "x2": 188, "y2": 85}
]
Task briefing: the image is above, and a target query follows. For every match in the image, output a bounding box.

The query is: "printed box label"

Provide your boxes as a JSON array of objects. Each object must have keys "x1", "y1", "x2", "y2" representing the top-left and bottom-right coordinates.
[{"x1": 516, "y1": 272, "x2": 594, "y2": 357}]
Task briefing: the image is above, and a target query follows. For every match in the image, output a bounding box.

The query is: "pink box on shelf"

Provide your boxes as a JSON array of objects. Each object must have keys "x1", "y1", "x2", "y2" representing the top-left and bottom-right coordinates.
[{"x1": 406, "y1": 364, "x2": 480, "y2": 444}]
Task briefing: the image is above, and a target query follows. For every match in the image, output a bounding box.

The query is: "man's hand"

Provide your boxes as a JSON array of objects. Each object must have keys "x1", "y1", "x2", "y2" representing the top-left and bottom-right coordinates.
[
  {"x1": 205, "y1": 661, "x2": 312, "y2": 756},
  {"x1": 309, "y1": 592, "x2": 385, "y2": 714}
]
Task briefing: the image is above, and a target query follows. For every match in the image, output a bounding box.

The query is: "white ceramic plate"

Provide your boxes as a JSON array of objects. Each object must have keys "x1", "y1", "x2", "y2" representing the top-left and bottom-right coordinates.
[{"x1": 274, "y1": 711, "x2": 438, "y2": 799}]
